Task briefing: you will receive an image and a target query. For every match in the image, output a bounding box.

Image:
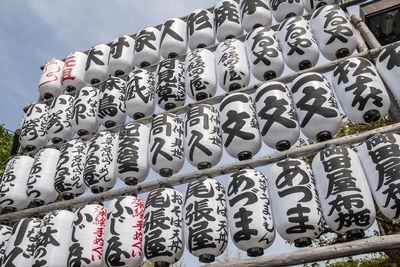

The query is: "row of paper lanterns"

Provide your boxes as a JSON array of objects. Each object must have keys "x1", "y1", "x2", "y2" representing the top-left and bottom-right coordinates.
[
  {"x1": 38, "y1": 4, "x2": 355, "y2": 102},
  {"x1": 1, "y1": 132, "x2": 399, "y2": 266}
]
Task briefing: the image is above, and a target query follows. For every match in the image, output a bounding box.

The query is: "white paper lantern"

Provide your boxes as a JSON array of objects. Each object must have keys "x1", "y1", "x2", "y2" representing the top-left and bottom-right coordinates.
[
  {"x1": 267, "y1": 158, "x2": 324, "y2": 246},
  {"x1": 144, "y1": 188, "x2": 184, "y2": 266},
  {"x1": 104, "y1": 196, "x2": 144, "y2": 267},
  {"x1": 71, "y1": 86, "x2": 100, "y2": 136},
  {"x1": 38, "y1": 58, "x2": 65, "y2": 100},
  {"x1": 216, "y1": 39, "x2": 250, "y2": 92},
  {"x1": 185, "y1": 104, "x2": 222, "y2": 169},
  {"x1": 33, "y1": 210, "x2": 74, "y2": 267},
  {"x1": 0, "y1": 156, "x2": 34, "y2": 212},
  {"x1": 54, "y1": 139, "x2": 87, "y2": 200},
  {"x1": 108, "y1": 36, "x2": 135, "y2": 77},
  {"x1": 84, "y1": 132, "x2": 118, "y2": 193},
  {"x1": 61, "y1": 51, "x2": 87, "y2": 93},
  {"x1": 185, "y1": 48, "x2": 217, "y2": 101},
  {"x1": 116, "y1": 122, "x2": 150, "y2": 185},
  {"x1": 27, "y1": 148, "x2": 60, "y2": 206},
  {"x1": 219, "y1": 93, "x2": 261, "y2": 160},
  {"x1": 98, "y1": 77, "x2": 127, "y2": 129},
  {"x1": 125, "y1": 69, "x2": 155, "y2": 119},
  {"x1": 85, "y1": 44, "x2": 111, "y2": 84},
  {"x1": 160, "y1": 18, "x2": 187, "y2": 58},
  {"x1": 46, "y1": 95, "x2": 75, "y2": 143},
  {"x1": 331, "y1": 57, "x2": 390, "y2": 124},
  {"x1": 3, "y1": 218, "x2": 41, "y2": 267},
  {"x1": 255, "y1": 81, "x2": 300, "y2": 150},
  {"x1": 290, "y1": 72, "x2": 341, "y2": 141},
  {"x1": 358, "y1": 133, "x2": 400, "y2": 222},
  {"x1": 303, "y1": 0, "x2": 336, "y2": 13},
  {"x1": 149, "y1": 113, "x2": 184, "y2": 177},
  {"x1": 270, "y1": 0, "x2": 304, "y2": 22},
  {"x1": 155, "y1": 58, "x2": 186, "y2": 110},
  {"x1": 245, "y1": 26, "x2": 284, "y2": 81},
  {"x1": 312, "y1": 145, "x2": 376, "y2": 238},
  {"x1": 20, "y1": 103, "x2": 49, "y2": 151},
  {"x1": 214, "y1": 0, "x2": 243, "y2": 42},
  {"x1": 68, "y1": 204, "x2": 107, "y2": 267},
  {"x1": 187, "y1": 9, "x2": 215, "y2": 50},
  {"x1": 184, "y1": 177, "x2": 228, "y2": 263},
  {"x1": 133, "y1": 27, "x2": 161, "y2": 68},
  {"x1": 277, "y1": 16, "x2": 319, "y2": 71},
  {"x1": 240, "y1": 0, "x2": 272, "y2": 32},
  {"x1": 376, "y1": 41, "x2": 400, "y2": 101},
  {"x1": 0, "y1": 225, "x2": 12, "y2": 264},
  {"x1": 227, "y1": 168, "x2": 275, "y2": 256},
  {"x1": 310, "y1": 5, "x2": 357, "y2": 60}
]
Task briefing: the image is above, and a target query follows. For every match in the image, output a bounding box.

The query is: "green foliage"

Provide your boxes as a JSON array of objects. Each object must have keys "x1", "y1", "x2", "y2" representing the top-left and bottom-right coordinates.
[
  {"x1": 327, "y1": 255, "x2": 396, "y2": 267},
  {"x1": 0, "y1": 124, "x2": 13, "y2": 178}
]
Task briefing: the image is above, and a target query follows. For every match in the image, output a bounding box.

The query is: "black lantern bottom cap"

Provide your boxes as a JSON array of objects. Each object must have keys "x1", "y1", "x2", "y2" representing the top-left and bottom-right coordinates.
[
  {"x1": 78, "y1": 130, "x2": 89, "y2": 137},
  {"x1": 105, "y1": 121, "x2": 116, "y2": 128},
  {"x1": 346, "y1": 229, "x2": 365, "y2": 240},
  {"x1": 276, "y1": 140, "x2": 291, "y2": 151},
  {"x1": 66, "y1": 85, "x2": 76, "y2": 93},
  {"x1": 125, "y1": 177, "x2": 138, "y2": 186},
  {"x1": 91, "y1": 78, "x2": 100, "y2": 85},
  {"x1": 52, "y1": 137, "x2": 62, "y2": 144},
  {"x1": 168, "y1": 52, "x2": 178, "y2": 58},
  {"x1": 43, "y1": 93, "x2": 54, "y2": 100},
  {"x1": 294, "y1": 237, "x2": 312, "y2": 247},
  {"x1": 247, "y1": 247, "x2": 264, "y2": 257},
  {"x1": 225, "y1": 35, "x2": 235, "y2": 40},
  {"x1": 336, "y1": 48, "x2": 350, "y2": 59},
  {"x1": 133, "y1": 112, "x2": 145, "y2": 120},
  {"x1": 140, "y1": 61, "x2": 150, "y2": 68},
  {"x1": 115, "y1": 70, "x2": 125, "y2": 77},
  {"x1": 316, "y1": 1, "x2": 328, "y2": 8},
  {"x1": 32, "y1": 199, "x2": 45, "y2": 207},
  {"x1": 264, "y1": 70, "x2": 276, "y2": 81},
  {"x1": 286, "y1": 12, "x2": 296, "y2": 19},
  {"x1": 198, "y1": 162, "x2": 211, "y2": 170},
  {"x1": 25, "y1": 145, "x2": 36, "y2": 151},
  {"x1": 316, "y1": 131, "x2": 333, "y2": 142},
  {"x1": 196, "y1": 92, "x2": 208, "y2": 101},
  {"x1": 91, "y1": 186, "x2": 105, "y2": 194},
  {"x1": 154, "y1": 261, "x2": 170, "y2": 267},
  {"x1": 363, "y1": 109, "x2": 381, "y2": 123},
  {"x1": 229, "y1": 83, "x2": 242, "y2": 91},
  {"x1": 62, "y1": 193, "x2": 75, "y2": 200},
  {"x1": 299, "y1": 60, "x2": 312, "y2": 70},
  {"x1": 199, "y1": 254, "x2": 215, "y2": 263},
  {"x1": 197, "y1": 43, "x2": 207, "y2": 48},
  {"x1": 238, "y1": 151, "x2": 252, "y2": 161},
  {"x1": 160, "y1": 168, "x2": 173, "y2": 178},
  {"x1": 165, "y1": 103, "x2": 176, "y2": 110}
]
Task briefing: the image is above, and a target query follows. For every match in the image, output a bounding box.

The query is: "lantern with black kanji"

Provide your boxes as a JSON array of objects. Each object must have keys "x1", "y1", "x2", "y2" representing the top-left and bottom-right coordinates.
[
  {"x1": 46, "y1": 94, "x2": 75, "y2": 144},
  {"x1": 214, "y1": 0, "x2": 243, "y2": 42},
  {"x1": 144, "y1": 188, "x2": 184, "y2": 266},
  {"x1": 277, "y1": 16, "x2": 319, "y2": 71},
  {"x1": 54, "y1": 139, "x2": 87, "y2": 200},
  {"x1": 270, "y1": 0, "x2": 304, "y2": 22},
  {"x1": 219, "y1": 93, "x2": 261, "y2": 160},
  {"x1": 3, "y1": 218, "x2": 41, "y2": 267},
  {"x1": 61, "y1": 51, "x2": 87, "y2": 94},
  {"x1": 125, "y1": 69, "x2": 155, "y2": 119},
  {"x1": 160, "y1": 18, "x2": 187, "y2": 59},
  {"x1": 104, "y1": 196, "x2": 145, "y2": 267},
  {"x1": 71, "y1": 86, "x2": 100, "y2": 136},
  {"x1": 303, "y1": 0, "x2": 336, "y2": 13},
  {"x1": 310, "y1": 5, "x2": 357, "y2": 60},
  {"x1": 27, "y1": 148, "x2": 60, "y2": 206},
  {"x1": 33, "y1": 210, "x2": 74, "y2": 267},
  {"x1": 184, "y1": 177, "x2": 228, "y2": 263},
  {"x1": 84, "y1": 132, "x2": 118, "y2": 194},
  {"x1": 155, "y1": 58, "x2": 186, "y2": 110},
  {"x1": 255, "y1": 82, "x2": 300, "y2": 151},
  {"x1": 216, "y1": 39, "x2": 250, "y2": 92},
  {"x1": 267, "y1": 158, "x2": 324, "y2": 247},
  {"x1": 19, "y1": 103, "x2": 48, "y2": 151},
  {"x1": 68, "y1": 204, "x2": 107, "y2": 267},
  {"x1": 312, "y1": 145, "x2": 376, "y2": 238},
  {"x1": 245, "y1": 26, "x2": 284, "y2": 81},
  {"x1": 331, "y1": 57, "x2": 390, "y2": 124},
  {"x1": 98, "y1": 77, "x2": 127, "y2": 129},
  {"x1": 0, "y1": 225, "x2": 12, "y2": 264},
  {"x1": 376, "y1": 41, "x2": 400, "y2": 101},
  {"x1": 226, "y1": 168, "x2": 275, "y2": 257},
  {"x1": 116, "y1": 122, "x2": 150, "y2": 186},
  {"x1": 185, "y1": 48, "x2": 217, "y2": 101},
  {"x1": 290, "y1": 72, "x2": 341, "y2": 142},
  {"x1": 149, "y1": 113, "x2": 184, "y2": 177},
  {"x1": 39, "y1": 58, "x2": 64, "y2": 100},
  {"x1": 133, "y1": 27, "x2": 161, "y2": 68},
  {"x1": 240, "y1": 0, "x2": 272, "y2": 32},
  {"x1": 85, "y1": 43, "x2": 111, "y2": 84},
  {"x1": 187, "y1": 9, "x2": 215, "y2": 50},
  {"x1": 108, "y1": 35, "x2": 135, "y2": 77},
  {"x1": 358, "y1": 133, "x2": 400, "y2": 222},
  {"x1": 185, "y1": 104, "x2": 222, "y2": 170},
  {"x1": 0, "y1": 156, "x2": 34, "y2": 212}
]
